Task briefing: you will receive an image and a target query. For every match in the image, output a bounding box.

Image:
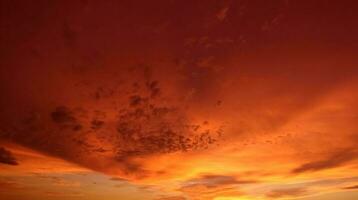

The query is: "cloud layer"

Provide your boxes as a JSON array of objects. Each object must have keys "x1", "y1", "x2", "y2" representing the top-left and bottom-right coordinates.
[{"x1": 1, "y1": 0, "x2": 358, "y2": 200}]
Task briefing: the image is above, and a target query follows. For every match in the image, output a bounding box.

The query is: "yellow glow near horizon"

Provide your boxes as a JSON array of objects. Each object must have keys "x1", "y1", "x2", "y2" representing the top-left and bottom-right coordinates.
[{"x1": 214, "y1": 197, "x2": 254, "y2": 200}]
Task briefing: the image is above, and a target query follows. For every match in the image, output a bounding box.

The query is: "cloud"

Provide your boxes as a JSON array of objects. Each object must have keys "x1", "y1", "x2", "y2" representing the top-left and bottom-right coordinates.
[
  {"x1": 342, "y1": 185, "x2": 358, "y2": 190},
  {"x1": 0, "y1": 1, "x2": 358, "y2": 199},
  {"x1": 50, "y1": 106, "x2": 82, "y2": 131},
  {"x1": 45, "y1": 191, "x2": 82, "y2": 197},
  {"x1": 155, "y1": 196, "x2": 187, "y2": 200},
  {"x1": 292, "y1": 148, "x2": 358, "y2": 174},
  {"x1": 256, "y1": 177, "x2": 358, "y2": 200},
  {"x1": 0, "y1": 67, "x2": 224, "y2": 180},
  {"x1": 182, "y1": 174, "x2": 256, "y2": 189},
  {"x1": 110, "y1": 177, "x2": 128, "y2": 182},
  {"x1": 0, "y1": 147, "x2": 18, "y2": 165},
  {"x1": 266, "y1": 187, "x2": 307, "y2": 198},
  {"x1": 0, "y1": 176, "x2": 35, "y2": 191},
  {"x1": 30, "y1": 173, "x2": 81, "y2": 187},
  {"x1": 0, "y1": 180, "x2": 23, "y2": 190},
  {"x1": 178, "y1": 174, "x2": 253, "y2": 199}
]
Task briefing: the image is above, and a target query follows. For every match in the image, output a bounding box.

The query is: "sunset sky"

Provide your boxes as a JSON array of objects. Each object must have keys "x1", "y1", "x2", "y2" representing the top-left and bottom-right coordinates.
[{"x1": 1, "y1": 0, "x2": 358, "y2": 200}]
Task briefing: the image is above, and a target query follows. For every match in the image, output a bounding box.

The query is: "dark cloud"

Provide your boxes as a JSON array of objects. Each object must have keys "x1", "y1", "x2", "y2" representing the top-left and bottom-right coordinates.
[
  {"x1": 181, "y1": 174, "x2": 256, "y2": 189},
  {"x1": 292, "y1": 148, "x2": 358, "y2": 174},
  {"x1": 146, "y1": 80, "x2": 161, "y2": 98},
  {"x1": 179, "y1": 175, "x2": 246, "y2": 199},
  {"x1": 0, "y1": 147, "x2": 18, "y2": 166},
  {"x1": 110, "y1": 177, "x2": 128, "y2": 182},
  {"x1": 342, "y1": 185, "x2": 358, "y2": 190},
  {"x1": 266, "y1": 187, "x2": 307, "y2": 198},
  {"x1": 115, "y1": 90, "x2": 221, "y2": 157},
  {"x1": 90, "y1": 119, "x2": 104, "y2": 130},
  {"x1": 129, "y1": 95, "x2": 144, "y2": 107},
  {"x1": 51, "y1": 106, "x2": 76, "y2": 124},
  {"x1": 106, "y1": 79, "x2": 223, "y2": 177},
  {"x1": 0, "y1": 67, "x2": 223, "y2": 180},
  {"x1": 51, "y1": 106, "x2": 82, "y2": 131}
]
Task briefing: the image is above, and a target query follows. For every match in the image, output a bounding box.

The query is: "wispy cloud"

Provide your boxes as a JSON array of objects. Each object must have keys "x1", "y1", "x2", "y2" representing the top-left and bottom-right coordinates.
[
  {"x1": 342, "y1": 185, "x2": 358, "y2": 190},
  {"x1": 266, "y1": 187, "x2": 307, "y2": 198},
  {"x1": 292, "y1": 148, "x2": 358, "y2": 174}
]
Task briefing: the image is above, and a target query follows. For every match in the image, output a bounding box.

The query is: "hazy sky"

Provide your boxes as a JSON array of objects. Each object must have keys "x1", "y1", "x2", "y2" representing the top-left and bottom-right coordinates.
[{"x1": 1, "y1": 0, "x2": 358, "y2": 200}]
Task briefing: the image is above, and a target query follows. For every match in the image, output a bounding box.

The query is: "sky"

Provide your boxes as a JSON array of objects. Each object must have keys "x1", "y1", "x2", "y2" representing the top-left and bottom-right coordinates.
[{"x1": 0, "y1": 0, "x2": 358, "y2": 200}]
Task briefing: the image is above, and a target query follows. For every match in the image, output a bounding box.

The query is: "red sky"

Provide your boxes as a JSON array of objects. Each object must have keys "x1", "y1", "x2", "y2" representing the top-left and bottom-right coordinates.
[{"x1": 1, "y1": 0, "x2": 358, "y2": 200}]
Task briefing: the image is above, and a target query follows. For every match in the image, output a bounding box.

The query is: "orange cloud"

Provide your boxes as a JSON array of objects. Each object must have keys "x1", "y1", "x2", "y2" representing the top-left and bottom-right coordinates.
[
  {"x1": 266, "y1": 187, "x2": 307, "y2": 198},
  {"x1": 292, "y1": 148, "x2": 358, "y2": 174}
]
